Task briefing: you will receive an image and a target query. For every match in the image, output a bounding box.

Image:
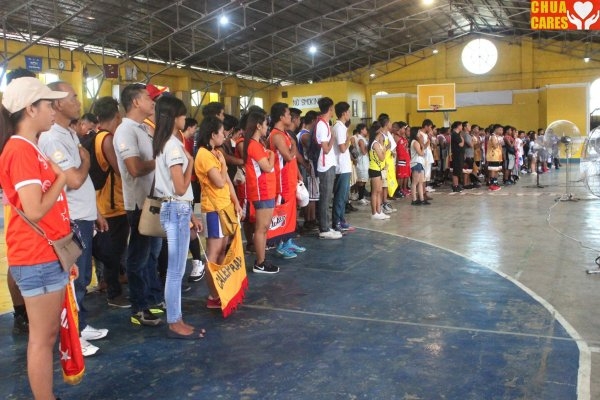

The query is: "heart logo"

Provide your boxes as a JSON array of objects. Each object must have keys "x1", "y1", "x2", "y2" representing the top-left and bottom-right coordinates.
[{"x1": 574, "y1": 1, "x2": 594, "y2": 20}]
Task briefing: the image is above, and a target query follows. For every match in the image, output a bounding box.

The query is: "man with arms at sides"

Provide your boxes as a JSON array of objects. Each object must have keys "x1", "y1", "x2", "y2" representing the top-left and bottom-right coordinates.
[
  {"x1": 39, "y1": 81, "x2": 109, "y2": 357},
  {"x1": 315, "y1": 97, "x2": 342, "y2": 240},
  {"x1": 113, "y1": 84, "x2": 165, "y2": 327},
  {"x1": 91, "y1": 96, "x2": 131, "y2": 308}
]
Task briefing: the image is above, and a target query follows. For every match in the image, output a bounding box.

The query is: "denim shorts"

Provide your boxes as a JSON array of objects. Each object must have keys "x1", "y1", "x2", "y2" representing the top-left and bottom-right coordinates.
[
  {"x1": 411, "y1": 163, "x2": 424, "y2": 172},
  {"x1": 253, "y1": 198, "x2": 275, "y2": 209},
  {"x1": 10, "y1": 261, "x2": 68, "y2": 297}
]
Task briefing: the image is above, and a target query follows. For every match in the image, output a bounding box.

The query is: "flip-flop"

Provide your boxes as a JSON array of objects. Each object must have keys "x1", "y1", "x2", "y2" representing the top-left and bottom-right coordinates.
[{"x1": 167, "y1": 329, "x2": 205, "y2": 340}]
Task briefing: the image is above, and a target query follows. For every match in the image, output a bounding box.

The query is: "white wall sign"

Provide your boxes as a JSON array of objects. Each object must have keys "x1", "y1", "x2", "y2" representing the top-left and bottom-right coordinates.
[{"x1": 292, "y1": 95, "x2": 322, "y2": 109}]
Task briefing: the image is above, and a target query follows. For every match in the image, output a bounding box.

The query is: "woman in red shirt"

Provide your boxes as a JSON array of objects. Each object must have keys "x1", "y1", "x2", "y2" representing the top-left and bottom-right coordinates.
[
  {"x1": 0, "y1": 77, "x2": 77, "y2": 400},
  {"x1": 243, "y1": 112, "x2": 279, "y2": 274}
]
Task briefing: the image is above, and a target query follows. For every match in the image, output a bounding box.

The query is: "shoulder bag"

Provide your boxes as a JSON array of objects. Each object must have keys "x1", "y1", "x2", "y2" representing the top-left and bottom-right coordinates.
[
  {"x1": 138, "y1": 176, "x2": 167, "y2": 237},
  {"x1": 12, "y1": 207, "x2": 83, "y2": 272}
]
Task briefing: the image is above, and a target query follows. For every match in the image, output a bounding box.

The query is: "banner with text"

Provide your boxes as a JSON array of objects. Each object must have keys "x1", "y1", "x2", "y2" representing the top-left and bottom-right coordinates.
[
  {"x1": 531, "y1": 1, "x2": 600, "y2": 30},
  {"x1": 292, "y1": 95, "x2": 322, "y2": 109}
]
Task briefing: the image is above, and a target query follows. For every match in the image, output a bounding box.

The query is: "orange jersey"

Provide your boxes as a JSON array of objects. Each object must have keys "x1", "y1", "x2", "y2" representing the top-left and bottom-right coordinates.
[
  {"x1": 0, "y1": 136, "x2": 71, "y2": 266},
  {"x1": 245, "y1": 139, "x2": 276, "y2": 202},
  {"x1": 269, "y1": 128, "x2": 298, "y2": 202}
]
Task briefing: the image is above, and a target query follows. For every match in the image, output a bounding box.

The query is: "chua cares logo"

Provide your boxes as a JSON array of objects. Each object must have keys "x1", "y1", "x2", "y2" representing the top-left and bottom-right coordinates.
[{"x1": 531, "y1": 1, "x2": 600, "y2": 30}]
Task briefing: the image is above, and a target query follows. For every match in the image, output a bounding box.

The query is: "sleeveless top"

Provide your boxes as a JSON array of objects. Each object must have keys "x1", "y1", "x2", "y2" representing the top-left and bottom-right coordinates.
[
  {"x1": 369, "y1": 140, "x2": 384, "y2": 171},
  {"x1": 410, "y1": 140, "x2": 425, "y2": 167}
]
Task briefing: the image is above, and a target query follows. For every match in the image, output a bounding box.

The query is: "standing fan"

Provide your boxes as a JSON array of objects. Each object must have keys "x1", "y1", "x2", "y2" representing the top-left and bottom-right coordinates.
[
  {"x1": 543, "y1": 120, "x2": 580, "y2": 200},
  {"x1": 581, "y1": 126, "x2": 600, "y2": 198}
]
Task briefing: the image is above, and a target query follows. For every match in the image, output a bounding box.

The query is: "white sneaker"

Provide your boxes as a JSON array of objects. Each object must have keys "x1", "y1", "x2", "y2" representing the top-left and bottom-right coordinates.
[
  {"x1": 371, "y1": 213, "x2": 387, "y2": 220},
  {"x1": 358, "y1": 198, "x2": 370, "y2": 205},
  {"x1": 81, "y1": 325, "x2": 108, "y2": 341},
  {"x1": 188, "y1": 259, "x2": 205, "y2": 282},
  {"x1": 425, "y1": 186, "x2": 436, "y2": 192},
  {"x1": 319, "y1": 229, "x2": 342, "y2": 239},
  {"x1": 80, "y1": 338, "x2": 99, "y2": 357},
  {"x1": 381, "y1": 212, "x2": 391, "y2": 219},
  {"x1": 349, "y1": 193, "x2": 359, "y2": 201}
]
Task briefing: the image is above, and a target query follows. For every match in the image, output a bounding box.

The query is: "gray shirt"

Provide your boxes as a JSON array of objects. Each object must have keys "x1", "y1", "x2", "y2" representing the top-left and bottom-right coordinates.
[
  {"x1": 113, "y1": 117, "x2": 155, "y2": 211},
  {"x1": 38, "y1": 124, "x2": 97, "y2": 221},
  {"x1": 464, "y1": 133, "x2": 474, "y2": 158},
  {"x1": 155, "y1": 135, "x2": 193, "y2": 201}
]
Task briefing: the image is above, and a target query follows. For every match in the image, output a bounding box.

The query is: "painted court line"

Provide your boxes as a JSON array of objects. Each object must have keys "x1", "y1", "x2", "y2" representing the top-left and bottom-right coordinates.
[{"x1": 354, "y1": 226, "x2": 591, "y2": 400}]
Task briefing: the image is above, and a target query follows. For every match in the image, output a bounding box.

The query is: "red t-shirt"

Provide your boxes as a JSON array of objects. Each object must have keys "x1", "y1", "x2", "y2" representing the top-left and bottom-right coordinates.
[
  {"x1": 0, "y1": 136, "x2": 71, "y2": 266},
  {"x1": 245, "y1": 139, "x2": 275, "y2": 202},
  {"x1": 269, "y1": 128, "x2": 298, "y2": 202},
  {"x1": 396, "y1": 136, "x2": 410, "y2": 162}
]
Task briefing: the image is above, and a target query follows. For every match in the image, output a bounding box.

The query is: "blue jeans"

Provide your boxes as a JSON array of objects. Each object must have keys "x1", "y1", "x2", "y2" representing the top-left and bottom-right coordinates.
[
  {"x1": 159, "y1": 201, "x2": 192, "y2": 324},
  {"x1": 126, "y1": 208, "x2": 164, "y2": 313},
  {"x1": 332, "y1": 172, "x2": 350, "y2": 228},
  {"x1": 72, "y1": 219, "x2": 94, "y2": 332},
  {"x1": 318, "y1": 166, "x2": 336, "y2": 232}
]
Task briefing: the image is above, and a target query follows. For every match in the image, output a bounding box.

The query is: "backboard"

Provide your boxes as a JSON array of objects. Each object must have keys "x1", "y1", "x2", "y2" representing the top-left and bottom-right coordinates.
[{"x1": 417, "y1": 83, "x2": 456, "y2": 112}]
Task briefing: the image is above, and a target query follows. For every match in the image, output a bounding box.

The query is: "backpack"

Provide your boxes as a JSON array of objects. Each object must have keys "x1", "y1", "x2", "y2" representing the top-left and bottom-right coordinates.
[
  {"x1": 307, "y1": 118, "x2": 328, "y2": 171},
  {"x1": 80, "y1": 129, "x2": 113, "y2": 190}
]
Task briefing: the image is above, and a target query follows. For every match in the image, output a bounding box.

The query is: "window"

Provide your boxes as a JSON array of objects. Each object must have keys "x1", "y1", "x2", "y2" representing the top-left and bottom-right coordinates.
[
  {"x1": 590, "y1": 78, "x2": 600, "y2": 115},
  {"x1": 0, "y1": 68, "x2": 8, "y2": 92},
  {"x1": 191, "y1": 90, "x2": 202, "y2": 107},
  {"x1": 39, "y1": 73, "x2": 59, "y2": 84},
  {"x1": 240, "y1": 96, "x2": 263, "y2": 110},
  {"x1": 208, "y1": 92, "x2": 219, "y2": 102},
  {"x1": 461, "y1": 38, "x2": 498, "y2": 75},
  {"x1": 86, "y1": 77, "x2": 99, "y2": 99},
  {"x1": 375, "y1": 91, "x2": 388, "y2": 96}
]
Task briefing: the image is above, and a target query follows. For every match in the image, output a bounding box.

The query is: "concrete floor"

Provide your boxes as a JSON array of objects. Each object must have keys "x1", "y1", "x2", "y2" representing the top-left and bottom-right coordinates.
[{"x1": 0, "y1": 166, "x2": 598, "y2": 399}]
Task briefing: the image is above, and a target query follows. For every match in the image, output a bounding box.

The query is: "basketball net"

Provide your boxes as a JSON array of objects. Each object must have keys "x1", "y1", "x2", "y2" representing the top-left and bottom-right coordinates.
[{"x1": 431, "y1": 104, "x2": 450, "y2": 126}]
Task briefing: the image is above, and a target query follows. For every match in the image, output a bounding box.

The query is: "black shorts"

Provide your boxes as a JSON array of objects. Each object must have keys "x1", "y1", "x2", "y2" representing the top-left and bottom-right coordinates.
[
  {"x1": 452, "y1": 159, "x2": 464, "y2": 177},
  {"x1": 463, "y1": 157, "x2": 474, "y2": 172},
  {"x1": 368, "y1": 169, "x2": 382, "y2": 178}
]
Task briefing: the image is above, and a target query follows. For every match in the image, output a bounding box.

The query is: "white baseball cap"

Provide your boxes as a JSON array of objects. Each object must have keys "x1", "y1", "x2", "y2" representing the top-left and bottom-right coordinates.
[{"x1": 2, "y1": 77, "x2": 68, "y2": 113}]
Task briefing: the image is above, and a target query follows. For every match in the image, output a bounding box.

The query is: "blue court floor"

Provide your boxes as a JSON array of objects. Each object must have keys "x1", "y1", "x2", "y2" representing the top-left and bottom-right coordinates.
[{"x1": 0, "y1": 228, "x2": 582, "y2": 400}]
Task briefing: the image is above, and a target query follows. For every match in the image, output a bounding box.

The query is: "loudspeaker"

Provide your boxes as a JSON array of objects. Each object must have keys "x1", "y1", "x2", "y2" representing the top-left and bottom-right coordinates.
[{"x1": 282, "y1": 91, "x2": 288, "y2": 98}]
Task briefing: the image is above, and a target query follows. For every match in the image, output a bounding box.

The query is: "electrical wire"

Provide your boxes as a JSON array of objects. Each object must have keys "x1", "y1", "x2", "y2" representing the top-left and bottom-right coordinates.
[{"x1": 545, "y1": 197, "x2": 600, "y2": 254}]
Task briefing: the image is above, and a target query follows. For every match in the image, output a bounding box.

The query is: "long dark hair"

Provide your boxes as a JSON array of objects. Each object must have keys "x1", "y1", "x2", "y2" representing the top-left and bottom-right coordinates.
[
  {"x1": 368, "y1": 121, "x2": 381, "y2": 150},
  {"x1": 409, "y1": 126, "x2": 420, "y2": 149},
  {"x1": 0, "y1": 102, "x2": 41, "y2": 155},
  {"x1": 243, "y1": 112, "x2": 267, "y2": 162},
  {"x1": 197, "y1": 116, "x2": 223, "y2": 151},
  {"x1": 153, "y1": 96, "x2": 187, "y2": 158}
]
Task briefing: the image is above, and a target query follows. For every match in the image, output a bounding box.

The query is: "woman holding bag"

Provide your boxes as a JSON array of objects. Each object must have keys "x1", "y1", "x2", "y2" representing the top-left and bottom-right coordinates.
[
  {"x1": 153, "y1": 96, "x2": 203, "y2": 339},
  {"x1": 194, "y1": 116, "x2": 243, "y2": 309},
  {"x1": 0, "y1": 77, "x2": 78, "y2": 399}
]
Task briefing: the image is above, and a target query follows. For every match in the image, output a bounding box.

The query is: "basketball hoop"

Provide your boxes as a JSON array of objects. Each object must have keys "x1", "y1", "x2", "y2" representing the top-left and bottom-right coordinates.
[{"x1": 431, "y1": 104, "x2": 440, "y2": 112}]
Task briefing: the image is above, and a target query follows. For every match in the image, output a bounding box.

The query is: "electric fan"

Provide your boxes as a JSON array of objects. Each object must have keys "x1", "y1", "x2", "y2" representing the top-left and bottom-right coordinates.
[
  {"x1": 580, "y1": 125, "x2": 600, "y2": 198},
  {"x1": 543, "y1": 120, "x2": 580, "y2": 200}
]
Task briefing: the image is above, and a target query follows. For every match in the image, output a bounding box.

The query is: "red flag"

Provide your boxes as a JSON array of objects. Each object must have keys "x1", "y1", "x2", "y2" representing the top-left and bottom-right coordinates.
[
  {"x1": 266, "y1": 197, "x2": 297, "y2": 240},
  {"x1": 60, "y1": 277, "x2": 85, "y2": 385}
]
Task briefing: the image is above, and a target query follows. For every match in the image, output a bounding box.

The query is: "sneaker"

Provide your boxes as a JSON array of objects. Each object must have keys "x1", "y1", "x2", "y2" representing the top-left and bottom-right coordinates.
[
  {"x1": 80, "y1": 338, "x2": 99, "y2": 357},
  {"x1": 381, "y1": 212, "x2": 391, "y2": 219},
  {"x1": 349, "y1": 192, "x2": 359, "y2": 201},
  {"x1": 253, "y1": 261, "x2": 280, "y2": 274},
  {"x1": 12, "y1": 314, "x2": 28, "y2": 335},
  {"x1": 286, "y1": 239, "x2": 306, "y2": 253},
  {"x1": 422, "y1": 200, "x2": 431, "y2": 205},
  {"x1": 319, "y1": 229, "x2": 343, "y2": 239},
  {"x1": 336, "y1": 222, "x2": 356, "y2": 232},
  {"x1": 463, "y1": 184, "x2": 474, "y2": 190},
  {"x1": 206, "y1": 296, "x2": 221, "y2": 309},
  {"x1": 107, "y1": 295, "x2": 131, "y2": 309},
  {"x1": 371, "y1": 213, "x2": 387, "y2": 220},
  {"x1": 358, "y1": 198, "x2": 370, "y2": 206},
  {"x1": 276, "y1": 242, "x2": 297, "y2": 259},
  {"x1": 149, "y1": 302, "x2": 166, "y2": 315},
  {"x1": 489, "y1": 184, "x2": 501, "y2": 191},
  {"x1": 452, "y1": 185, "x2": 463, "y2": 193},
  {"x1": 81, "y1": 325, "x2": 108, "y2": 341},
  {"x1": 411, "y1": 200, "x2": 422, "y2": 206},
  {"x1": 131, "y1": 309, "x2": 163, "y2": 326},
  {"x1": 188, "y1": 260, "x2": 205, "y2": 282},
  {"x1": 425, "y1": 186, "x2": 436, "y2": 192}
]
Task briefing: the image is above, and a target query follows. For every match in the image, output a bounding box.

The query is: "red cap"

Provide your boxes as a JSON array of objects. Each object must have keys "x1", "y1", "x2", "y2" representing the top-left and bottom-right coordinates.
[{"x1": 146, "y1": 84, "x2": 168, "y2": 100}]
